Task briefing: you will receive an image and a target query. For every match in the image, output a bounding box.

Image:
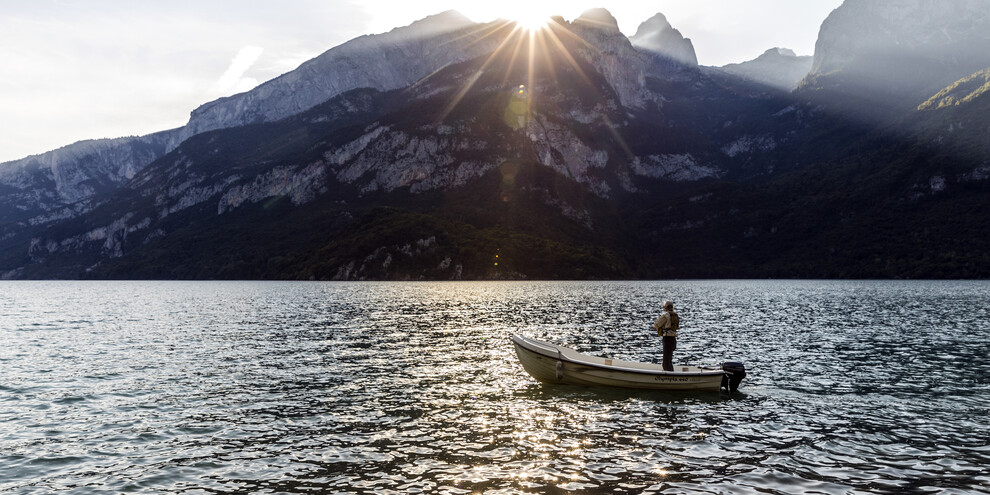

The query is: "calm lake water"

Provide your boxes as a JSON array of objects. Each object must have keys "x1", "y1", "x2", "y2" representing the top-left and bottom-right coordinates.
[{"x1": 1, "y1": 280, "x2": 989, "y2": 494}]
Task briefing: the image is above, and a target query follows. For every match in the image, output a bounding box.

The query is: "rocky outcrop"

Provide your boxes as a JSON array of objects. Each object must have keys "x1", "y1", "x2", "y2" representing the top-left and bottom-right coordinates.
[
  {"x1": 918, "y1": 68, "x2": 990, "y2": 110},
  {"x1": 717, "y1": 48, "x2": 812, "y2": 90},
  {"x1": 0, "y1": 131, "x2": 175, "y2": 222},
  {"x1": 325, "y1": 124, "x2": 496, "y2": 195},
  {"x1": 630, "y1": 154, "x2": 722, "y2": 182},
  {"x1": 629, "y1": 13, "x2": 698, "y2": 67},
  {"x1": 28, "y1": 213, "x2": 152, "y2": 262},
  {"x1": 721, "y1": 135, "x2": 778, "y2": 157}
]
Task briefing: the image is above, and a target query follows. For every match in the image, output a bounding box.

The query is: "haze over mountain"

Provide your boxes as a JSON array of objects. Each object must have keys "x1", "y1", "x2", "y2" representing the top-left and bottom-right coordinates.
[
  {"x1": 715, "y1": 48, "x2": 813, "y2": 90},
  {"x1": 2, "y1": 0, "x2": 989, "y2": 280},
  {"x1": 799, "y1": 0, "x2": 990, "y2": 117}
]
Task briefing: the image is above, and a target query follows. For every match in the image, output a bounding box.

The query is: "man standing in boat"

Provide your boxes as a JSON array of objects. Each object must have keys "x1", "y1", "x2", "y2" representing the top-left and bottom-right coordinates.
[{"x1": 654, "y1": 300, "x2": 679, "y2": 371}]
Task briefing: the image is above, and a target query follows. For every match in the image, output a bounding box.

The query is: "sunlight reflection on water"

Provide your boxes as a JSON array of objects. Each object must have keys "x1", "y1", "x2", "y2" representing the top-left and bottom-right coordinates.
[{"x1": 1, "y1": 280, "x2": 989, "y2": 494}]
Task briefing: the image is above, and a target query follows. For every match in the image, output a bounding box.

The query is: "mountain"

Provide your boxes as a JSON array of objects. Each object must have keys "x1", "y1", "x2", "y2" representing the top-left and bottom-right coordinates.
[
  {"x1": 0, "y1": 9, "x2": 785, "y2": 279},
  {"x1": 715, "y1": 48, "x2": 812, "y2": 90},
  {"x1": 629, "y1": 13, "x2": 698, "y2": 67},
  {"x1": 3, "y1": 2, "x2": 990, "y2": 280},
  {"x1": 0, "y1": 11, "x2": 494, "y2": 229},
  {"x1": 181, "y1": 11, "x2": 495, "y2": 137},
  {"x1": 798, "y1": 0, "x2": 990, "y2": 118}
]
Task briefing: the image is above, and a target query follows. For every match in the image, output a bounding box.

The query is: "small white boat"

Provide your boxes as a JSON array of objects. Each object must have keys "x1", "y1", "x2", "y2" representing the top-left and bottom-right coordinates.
[{"x1": 511, "y1": 334, "x2": 746, "y2": 392}]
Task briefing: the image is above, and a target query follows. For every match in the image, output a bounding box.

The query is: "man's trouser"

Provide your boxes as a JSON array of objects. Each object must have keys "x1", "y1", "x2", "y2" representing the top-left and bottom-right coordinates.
[{"x1": 662, "y1": 336, "x2": 676, "y2": 371}]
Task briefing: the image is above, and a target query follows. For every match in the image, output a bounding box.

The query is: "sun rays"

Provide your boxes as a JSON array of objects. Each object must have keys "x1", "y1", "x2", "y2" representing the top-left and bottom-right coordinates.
[{"x1": 435, "y1": 15, "x2": 601, "y2": 126}]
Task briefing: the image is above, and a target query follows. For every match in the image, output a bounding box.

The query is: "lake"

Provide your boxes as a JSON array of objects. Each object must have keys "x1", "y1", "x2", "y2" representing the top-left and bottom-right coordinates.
[{"x1": 2, "y1": 280, "x2": 989, "y2": 494}]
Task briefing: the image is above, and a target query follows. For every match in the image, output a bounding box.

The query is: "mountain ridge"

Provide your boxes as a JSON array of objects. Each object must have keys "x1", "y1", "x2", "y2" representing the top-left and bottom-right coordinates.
[
  {"x1": 3, "y1": 2, "x2": 990, "y2": 279},
  {"x1": 0, "y1": 10, "x2": 500, "y2": 228},
  {"x1": 715, "y1": 47, "x2": 812, "y2": 90}
]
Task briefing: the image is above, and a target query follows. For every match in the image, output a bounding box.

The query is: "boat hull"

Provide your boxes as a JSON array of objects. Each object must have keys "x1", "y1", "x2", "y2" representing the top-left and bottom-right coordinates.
[{"x1": 511, "y1": 335, "x2": 726, "y2": 391}]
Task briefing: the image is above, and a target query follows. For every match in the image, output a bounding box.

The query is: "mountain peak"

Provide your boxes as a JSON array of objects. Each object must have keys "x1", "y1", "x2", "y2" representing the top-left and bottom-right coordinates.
[
  {"x1": 405, "y1": 10, "x2": 473, "y2": 30},
  {"x1": 717, "y1": 46, "x2": 812, "y2": 90},
  {"x1": 630, "y1": 12, "x2": 698, "y2": 67},
  {"x1": 383, "y1": 10, "x2": 476, "y2": 38},
  {"x1": 763, "y1": 47, "x2": 797, "y2": 58},
  {"x1": 633, "y1": 12, "x2": 672, "y2": 33},
  {"x1": 574, "y1": 8, "x2": 620, "y2": 33}
]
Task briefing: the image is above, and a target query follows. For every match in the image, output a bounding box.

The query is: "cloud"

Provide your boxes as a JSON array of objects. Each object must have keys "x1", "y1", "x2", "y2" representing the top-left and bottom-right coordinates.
[
  {"x1": 0, "y1": 1, "x2": 370, "y2": 163},
  {"x1": 214, "y1": 45, "x2": 265, "y2": 94}
]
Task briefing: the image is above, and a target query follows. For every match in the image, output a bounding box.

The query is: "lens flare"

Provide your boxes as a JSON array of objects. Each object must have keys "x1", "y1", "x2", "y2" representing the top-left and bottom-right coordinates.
[
  {"x1": 434, "y1": 5, "x2": 635, "y2": 162},
  {"x1": 504, "y1": 84, "x2": 531, "y2": 130}
]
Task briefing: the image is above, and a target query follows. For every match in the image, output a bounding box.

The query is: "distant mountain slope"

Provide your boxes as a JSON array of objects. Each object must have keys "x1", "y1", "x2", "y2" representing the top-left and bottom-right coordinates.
[
  {"x1": 911, "y1": 67, "x2": 990, "y2": 168},
  {"x1": 716, "y1": 48, "x2": 812, "y2": 90}
]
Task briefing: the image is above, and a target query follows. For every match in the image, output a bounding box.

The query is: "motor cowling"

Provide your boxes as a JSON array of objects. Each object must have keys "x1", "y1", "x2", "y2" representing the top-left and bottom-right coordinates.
[{"x1": 720, "y1": 361, "x2": 746, "y2": 392}]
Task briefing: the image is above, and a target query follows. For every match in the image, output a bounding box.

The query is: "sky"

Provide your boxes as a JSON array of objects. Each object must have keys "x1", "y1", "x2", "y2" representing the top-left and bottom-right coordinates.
[{"x1": 0, "y1": 0, "x2": 844, "y2": 164}]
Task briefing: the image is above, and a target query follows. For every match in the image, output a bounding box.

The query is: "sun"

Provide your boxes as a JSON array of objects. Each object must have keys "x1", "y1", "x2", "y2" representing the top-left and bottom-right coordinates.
[
  {"x1": 437, "y1": 0, "x2": 622, "y2": 148},
  {"x1": 469, "y1": 3, "x2": 563, "y2": 32},
  {"x1": 458, "y1": 2, "x2": 577, "y2": 32},
  {"x1": 510, "y1": 10, "x2": 552, "y2": 31}
]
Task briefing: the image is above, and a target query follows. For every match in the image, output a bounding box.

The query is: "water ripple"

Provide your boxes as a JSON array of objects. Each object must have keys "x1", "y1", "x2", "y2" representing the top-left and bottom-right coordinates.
[{"x1": 1, "y1": 280, "x2": 989, "y2": 494}]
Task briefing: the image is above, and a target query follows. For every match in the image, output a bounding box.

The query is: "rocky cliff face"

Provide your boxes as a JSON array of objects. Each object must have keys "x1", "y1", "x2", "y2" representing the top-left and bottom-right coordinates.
[
  {"x1": 565, "y1": 9, "x2": 697, "y2": 111},
  {"x1": 629, "y1": 13, "x2": 698, "y2": 67},
  {"x1": 802, "y1": 0, "x2": 990, "y2": 112},
  {"x1": 0, "y1": 131, "x2": 175, "y2": 224},
  {"x1": 716, "y1": 48, "x2": 812, "y2": 90},
  {"x1": 811, "y1": 0, "x2": 990, "y2": 76}
]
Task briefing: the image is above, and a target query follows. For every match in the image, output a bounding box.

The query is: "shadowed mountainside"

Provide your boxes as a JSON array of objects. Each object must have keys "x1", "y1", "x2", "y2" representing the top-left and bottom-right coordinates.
[{"x1": 2, "y1": 2, "x2": 990, "y2": 280}]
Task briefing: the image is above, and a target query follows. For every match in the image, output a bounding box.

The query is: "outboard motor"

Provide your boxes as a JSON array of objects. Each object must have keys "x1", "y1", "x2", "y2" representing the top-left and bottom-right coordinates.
[{"x1": 720, "y1": 361, "x2": 746, "y2": 392}]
